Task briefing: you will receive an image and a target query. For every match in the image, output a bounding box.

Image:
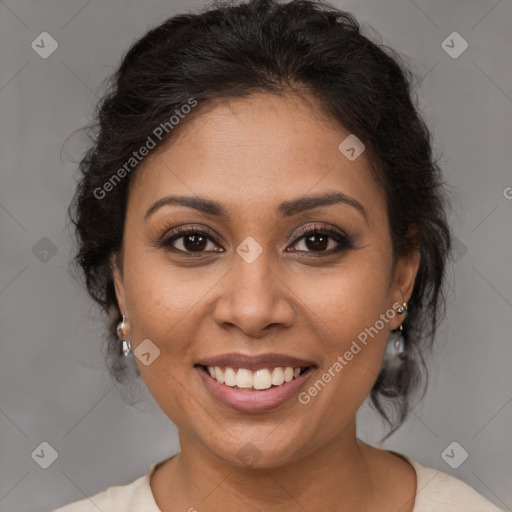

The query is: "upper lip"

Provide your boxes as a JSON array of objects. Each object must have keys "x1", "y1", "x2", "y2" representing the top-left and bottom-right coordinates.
[{"x1": 196, "y1": 352, "x2": 316, "y2": 370}]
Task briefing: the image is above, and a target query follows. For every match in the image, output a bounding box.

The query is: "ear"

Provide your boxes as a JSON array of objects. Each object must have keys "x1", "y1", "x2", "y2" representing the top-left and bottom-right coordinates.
[
  {"x1": 390, "y1": 227, "x2": 420, "y2": 328},
  {"x1": 111, "y1": 253, "x2": 127, "y2": 317}
]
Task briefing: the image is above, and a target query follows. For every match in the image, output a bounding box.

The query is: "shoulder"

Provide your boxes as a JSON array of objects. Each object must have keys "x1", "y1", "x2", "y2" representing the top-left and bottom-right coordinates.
[
  {"x1": 52, "y1": 463, "x2": 161, "y2": 512},
  {"x1": 402, "y1": 455, "x2": 503, "y2": 512}
]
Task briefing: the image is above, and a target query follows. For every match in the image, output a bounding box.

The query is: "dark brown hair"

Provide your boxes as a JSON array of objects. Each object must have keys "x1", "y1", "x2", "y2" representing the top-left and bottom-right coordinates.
[{"x1": 68, "y1": 0, "x2": 451, "y2": 437}]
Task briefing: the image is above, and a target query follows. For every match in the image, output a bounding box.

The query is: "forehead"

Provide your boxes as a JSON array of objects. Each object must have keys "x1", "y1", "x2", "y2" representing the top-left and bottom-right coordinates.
[{"x1": 128, "y1": 93, "x2": 385, "y2": 223}]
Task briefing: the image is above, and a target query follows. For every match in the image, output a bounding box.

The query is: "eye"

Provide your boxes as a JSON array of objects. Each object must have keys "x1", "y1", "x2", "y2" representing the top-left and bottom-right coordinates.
[
  {"x1": 287, "y1": 225, "x2": 353, "y2": 254},
  {"x1": 158, "y1": 224, "x2": 353, "y2": 256},
  {"x1": 158, "y1": 226, "x2": 223, "y2": 254}
]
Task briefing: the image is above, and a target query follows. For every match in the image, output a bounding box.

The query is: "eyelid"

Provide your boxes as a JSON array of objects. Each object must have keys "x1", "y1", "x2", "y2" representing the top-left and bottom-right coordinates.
[
  {"x1": 156, "y1": 225, "x2": 221, "y2": 251},
  {"x1": 158, "y1": 224, "x2": 221, "y2": 244},
  {"x1": 289, "y1": 223, "x2": 349, "y2": 244}
]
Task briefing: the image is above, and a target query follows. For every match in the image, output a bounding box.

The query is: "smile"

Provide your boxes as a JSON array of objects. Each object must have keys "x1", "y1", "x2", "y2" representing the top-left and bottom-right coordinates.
[
  {"x1": 194, "y1": 357, "x2": 317, "y2": 413},
  {"x1": 204, "y1": 365, "x2": 308, "y2": 390}
]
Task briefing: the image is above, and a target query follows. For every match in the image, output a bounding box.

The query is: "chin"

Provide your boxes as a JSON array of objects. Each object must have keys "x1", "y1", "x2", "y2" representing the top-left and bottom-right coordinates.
[{"x1": 200, "y1": 429, "x2": 312, "y2": 470}]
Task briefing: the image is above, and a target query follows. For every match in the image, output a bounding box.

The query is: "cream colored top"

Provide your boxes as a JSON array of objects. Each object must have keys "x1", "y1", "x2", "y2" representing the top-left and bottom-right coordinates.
[{"x1": 52, "y1": 453, "x2": 503, "y2": 511}]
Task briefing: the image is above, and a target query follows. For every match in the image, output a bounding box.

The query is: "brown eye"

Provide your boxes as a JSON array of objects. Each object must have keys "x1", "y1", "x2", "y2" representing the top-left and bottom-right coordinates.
[
  {"x1": 288, "y1": 227, "x2": 353, "y2": 254},
  {"x1": 294, "y1": 233, "x2": 331, "y2": 252},
  {"x1": 178, "y1": 233, "x2": 209, "y2": 252},
  {"x1": 159, "y1": 228, "x2": 223, "y2": 254}
]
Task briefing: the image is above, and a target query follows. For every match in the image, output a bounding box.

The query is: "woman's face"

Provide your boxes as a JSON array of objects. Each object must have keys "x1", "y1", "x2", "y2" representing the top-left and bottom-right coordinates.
[{"x1": 112, "y1": 92, "x2": 419, "y2": 468}]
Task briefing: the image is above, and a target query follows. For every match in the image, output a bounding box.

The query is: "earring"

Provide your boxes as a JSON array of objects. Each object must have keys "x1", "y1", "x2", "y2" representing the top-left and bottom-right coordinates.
[
  {"x1": 384, "y1": 299, "x2": 408, "y2": 361},
  {"x1": 396, "y1": 300, "x2": 408, "y2": 315},
  {"x1": 385, "y1": 328, "x2": 406, "y2": 362},
  {"x1": 116, "y1": 315, "x2": 132, "y2": 356},
  {"x1": 394, "y1": 299, "x2": 408, "y2": 358},
  {"x1": 392, "y1": 329, "x2": 405, "y2": 357}
]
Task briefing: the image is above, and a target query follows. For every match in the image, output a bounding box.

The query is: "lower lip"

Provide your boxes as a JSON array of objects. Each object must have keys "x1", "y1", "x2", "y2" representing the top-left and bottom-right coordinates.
[{"x1": 196, "y1": 366, "x2": 316, "y2": 413}]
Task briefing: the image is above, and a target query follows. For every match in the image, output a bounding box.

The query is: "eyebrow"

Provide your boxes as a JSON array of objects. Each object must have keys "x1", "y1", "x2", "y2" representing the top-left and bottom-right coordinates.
[{"x1": 144, "y1": 191, "x2": 369, "y2": 224}]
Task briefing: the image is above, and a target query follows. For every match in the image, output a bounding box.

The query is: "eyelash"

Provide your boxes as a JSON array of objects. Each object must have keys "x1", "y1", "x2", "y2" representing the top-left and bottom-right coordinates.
[{"x1": 157, "y1": 224, "x2": 354, "y2": 257}]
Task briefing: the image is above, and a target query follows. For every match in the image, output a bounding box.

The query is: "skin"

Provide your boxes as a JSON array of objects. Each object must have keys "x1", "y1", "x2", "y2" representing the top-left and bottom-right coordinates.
[{"x1": 112, "y1": 92, "x2": 420, "y2": 512}]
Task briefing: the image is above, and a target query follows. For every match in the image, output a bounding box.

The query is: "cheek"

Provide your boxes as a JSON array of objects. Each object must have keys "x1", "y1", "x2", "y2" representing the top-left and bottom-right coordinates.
[
  {"x1": 120, "y1": 256, "x2": 190, "y2": 380},
  {"x1": 123, "y1": 249, "x2": 213, "y2": 344},
  {"x1": 121, "y1": 253, "x2": 224, "y2": 413},
  {"x1": 123, "y1": 262, "x2": 199, "y2": 426},
  {"x1": 297, "y1": 251, "x2": 393, "y2": 406},
  {"x1": 304, "y1": 251, "x2": 392, "y2": 349}
]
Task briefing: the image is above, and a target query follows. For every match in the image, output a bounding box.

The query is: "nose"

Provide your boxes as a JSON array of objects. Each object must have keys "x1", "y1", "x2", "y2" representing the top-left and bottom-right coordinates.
[{"x1": 212, "y1": 252, "x2": 295, "y2": 338}]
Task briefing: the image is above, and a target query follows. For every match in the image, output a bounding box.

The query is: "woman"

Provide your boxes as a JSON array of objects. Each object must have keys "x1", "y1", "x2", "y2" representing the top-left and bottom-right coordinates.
[{"x1": 55, "y1": 0, "x2": 502, "y2": 510}]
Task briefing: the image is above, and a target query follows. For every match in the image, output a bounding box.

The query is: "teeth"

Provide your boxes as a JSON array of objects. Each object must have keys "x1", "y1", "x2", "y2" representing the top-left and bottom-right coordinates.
[
  {"x1": 283, "y1": 367, "x2": 294, "y2": 382},
  {"x1": 214, "y1": 366, "x2": 224, "y2": 384},
  {"x1": 253, "y1": 369, "x2": 272, "y2": 390},
  {"x1": 236, "y1": 369, "x2": 253, "y2": 388},
  {"x1": 271, "y1": 367, "x2": 284, "y2": 385},
  {"x1": 205, "y1": 366, "x2": 305, "y2": 390},
  {"x1": 224, "y1": 367, "x2": 236, "y2": 387}
]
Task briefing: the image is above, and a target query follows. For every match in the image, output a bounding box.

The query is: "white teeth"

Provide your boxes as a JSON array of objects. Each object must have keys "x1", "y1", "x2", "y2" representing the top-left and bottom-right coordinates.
[
  {"x1": 205, "y1": 366, "x2": 305, "y2": 389},
  {"x1": 271, "y1": 367, "x2": 284, "y2": 386},
  {"x1": 224, "y1": 367, "x2": 237, "y2": 386},
  {"x1": 253, "y1": 369, "x2": 272, "y2": 390},
  {"x1": 214, "y1": 366, "x2": 224, "y2": 384},
  {"x1": 236, "y1": 368, "x2": 253, "y2": 388}
]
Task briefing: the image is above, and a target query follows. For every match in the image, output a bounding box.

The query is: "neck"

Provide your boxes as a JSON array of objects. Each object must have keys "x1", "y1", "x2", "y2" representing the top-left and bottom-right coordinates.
[{"x1": 154, "y1": 421, "x2": 378, "y2": 512}]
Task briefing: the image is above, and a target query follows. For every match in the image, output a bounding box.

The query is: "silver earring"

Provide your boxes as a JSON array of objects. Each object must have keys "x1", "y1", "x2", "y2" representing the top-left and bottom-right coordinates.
[
  {"x1": 395, "y1": 300, "x2": 407, "y2": 358},
  {"x1": 396, "y1": 300, "x2": 408, "y2": 315},
  {"x1": 384, "y1": 301, "x2": 408, "y2": 362},
  {"x1": 393, "y1": 328, "x2": 405, "y2": 357},
  {"x1": 384, "y1": 328, "x2": 406, "y2": 363},
  {"x1": 116, "y1": 315, "x2": 132, "y2": 356}
]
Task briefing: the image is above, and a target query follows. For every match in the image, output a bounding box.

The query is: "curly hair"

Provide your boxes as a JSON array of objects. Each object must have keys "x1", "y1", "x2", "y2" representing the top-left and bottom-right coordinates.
[{"x1": 67, "y1": 0, "x2": 451, "y2": 436}]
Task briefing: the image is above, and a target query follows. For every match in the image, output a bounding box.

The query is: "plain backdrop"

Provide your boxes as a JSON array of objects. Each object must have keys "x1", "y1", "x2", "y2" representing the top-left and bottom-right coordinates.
[{"x1": 0, "y1": 0, "x2": 511, "y2": 511}]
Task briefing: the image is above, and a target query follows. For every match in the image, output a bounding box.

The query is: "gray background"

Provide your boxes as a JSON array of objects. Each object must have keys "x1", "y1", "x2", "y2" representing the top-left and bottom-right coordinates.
[{"x1": 0, "y1": 0, "x2": 511, "y2": 511}]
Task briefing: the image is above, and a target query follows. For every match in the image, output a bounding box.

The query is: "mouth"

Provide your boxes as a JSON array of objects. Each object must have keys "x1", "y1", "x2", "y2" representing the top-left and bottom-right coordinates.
[{"x1": 194, "y1": 354, "x2": 317, "y2": 412}]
